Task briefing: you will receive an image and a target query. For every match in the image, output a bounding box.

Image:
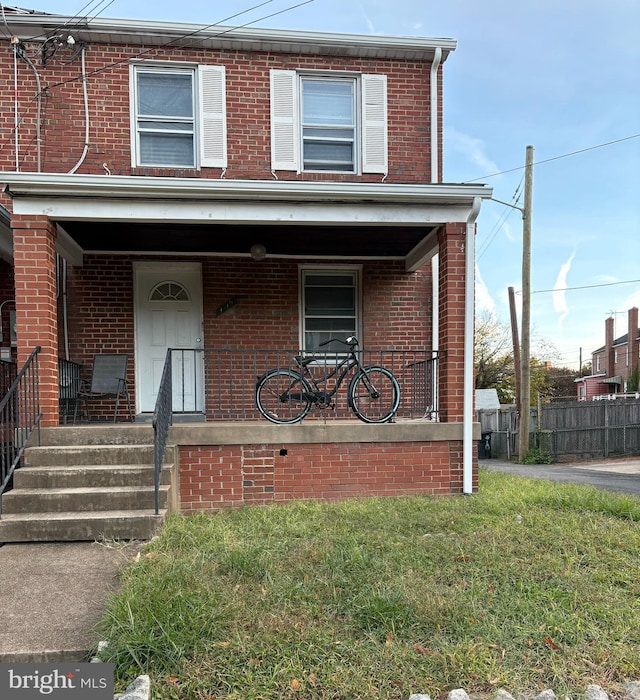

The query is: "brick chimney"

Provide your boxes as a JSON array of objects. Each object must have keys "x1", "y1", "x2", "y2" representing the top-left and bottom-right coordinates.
[
  {"x1": 605, "y1": 316, "x2": 615, "y2": 378},
  {"x1": 629, "y1": 307, "x2": 639, "y2": 376}
]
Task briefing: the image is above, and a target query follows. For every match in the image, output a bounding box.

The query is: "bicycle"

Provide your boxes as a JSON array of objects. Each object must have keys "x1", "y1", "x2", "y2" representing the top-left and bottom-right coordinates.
[{"x1": 255, "y1": 336, "x2": 401, "y2": 424}]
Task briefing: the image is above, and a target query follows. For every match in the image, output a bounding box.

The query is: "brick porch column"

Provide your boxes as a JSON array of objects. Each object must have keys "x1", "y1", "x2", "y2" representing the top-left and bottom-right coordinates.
[
  {"x1": 437, "y1": 222, "x2": 466, "y2": 422},
  {"x1": 12, "y1": 215, "x2": 59, "y2": 426}
]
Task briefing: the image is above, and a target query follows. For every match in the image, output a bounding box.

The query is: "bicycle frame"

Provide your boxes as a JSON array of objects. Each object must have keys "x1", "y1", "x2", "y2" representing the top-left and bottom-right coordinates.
[{"x1": 255, "y1": 336, "x2": 401, "y2": 424}]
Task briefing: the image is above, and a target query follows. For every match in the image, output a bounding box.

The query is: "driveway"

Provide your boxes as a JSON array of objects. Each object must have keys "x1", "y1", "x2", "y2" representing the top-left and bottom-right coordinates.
[{"x1": 481, "y1": 457, "x2": 640, "y2": 496}]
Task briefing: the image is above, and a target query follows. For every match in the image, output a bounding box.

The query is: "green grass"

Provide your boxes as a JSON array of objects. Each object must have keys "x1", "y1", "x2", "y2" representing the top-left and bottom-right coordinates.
[{"x1": 98, "y1": 470, "x2": 640, "y2": 699}]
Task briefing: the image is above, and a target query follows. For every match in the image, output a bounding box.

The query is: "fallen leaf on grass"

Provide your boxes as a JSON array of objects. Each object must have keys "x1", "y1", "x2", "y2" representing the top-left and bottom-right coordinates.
[
  {"x1": 543, "y1": 637, "x2": 560, "y2": 650},
  {"x1": 413, "y1": 643, "x2": 433, "y2": 656},
  {"x1": 385, "y1": 631, "x2": 394, "y2": 645},
  {"x1": 290, "y1": 679, "x2": 301, "y2": 690}
]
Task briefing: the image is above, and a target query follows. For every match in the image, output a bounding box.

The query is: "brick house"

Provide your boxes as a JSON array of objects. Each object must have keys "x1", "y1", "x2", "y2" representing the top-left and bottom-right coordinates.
[
  {"x1": 0, "y1": 8, "x2": 492, "y2": 527},
  {"x1": 576, "y1": 308, "x2": 640, "y2": 400}
]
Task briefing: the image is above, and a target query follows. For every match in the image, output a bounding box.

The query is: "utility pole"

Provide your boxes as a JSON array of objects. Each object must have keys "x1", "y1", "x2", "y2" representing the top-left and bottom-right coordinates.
[{"x1": 518, "y1": 145, "x2": 534, "y2": 460}]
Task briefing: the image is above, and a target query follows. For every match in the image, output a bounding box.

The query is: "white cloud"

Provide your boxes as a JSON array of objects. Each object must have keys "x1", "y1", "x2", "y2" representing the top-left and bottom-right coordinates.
[
  {"x1": 358, "y1": 3, "x2": 376, "y2": 33},
  {"x1": 446, "y1": 127, "x2": 500, "y2": 177},
  {"x1": 475, "y1": 265, "x2": 496, "y2": 315},
  {"x1": 552, "y1": 251, "x2": 576, "y2": 329}
]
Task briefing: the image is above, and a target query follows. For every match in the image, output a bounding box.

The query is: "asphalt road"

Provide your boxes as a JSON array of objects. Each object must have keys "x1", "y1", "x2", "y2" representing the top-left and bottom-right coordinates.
[{"x1": 481, "y1": 457, "x2": 640, "y2": 496}]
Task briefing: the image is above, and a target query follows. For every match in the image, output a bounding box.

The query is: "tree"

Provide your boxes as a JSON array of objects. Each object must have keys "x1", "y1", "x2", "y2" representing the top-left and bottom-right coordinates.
[
  {"x1": 474, "y1": 311, "x2": 575, "y2": 405},
  {"x1": 474, "y1": 311, "x2": 516, "y2": 403}
]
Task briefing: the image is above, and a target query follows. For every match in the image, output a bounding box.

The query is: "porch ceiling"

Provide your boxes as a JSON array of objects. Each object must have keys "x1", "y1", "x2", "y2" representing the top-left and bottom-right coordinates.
[{"x1": 57, "y1": 221, "x2": 438, "y2": 259}]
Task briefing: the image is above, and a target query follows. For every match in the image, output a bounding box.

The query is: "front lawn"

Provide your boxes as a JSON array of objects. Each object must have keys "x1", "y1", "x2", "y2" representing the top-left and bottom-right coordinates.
[{"x1": 98, "y1": 470, "x2": 640, "y2": 699}]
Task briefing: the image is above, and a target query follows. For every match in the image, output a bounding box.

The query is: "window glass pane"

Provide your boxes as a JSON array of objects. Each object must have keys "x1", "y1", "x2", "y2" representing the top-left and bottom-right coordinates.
[
  {"x1": 305, "y1": 275, "x2": 354, "y2": 286},
  {"x1": 302, "y1": 80, "x2": 354, "y2": 126},
  {"x1": 139, "y1": 121, "x2": 193, "y2": 132},
  {"x1": 305, "y1": 287, "x2": 355, "y2": 316},
  {"x1": 138, "y1": 72, "x2": 193, "y2": 118},
  {"x1": 303, "y1": 141, "x2": 354, "y2": 169},
  {"x1": 140, "y1": 133, "x2": 195, "y2": 167},
  {"x1": 303, "y1": 270, "x2": 358, "y2": 352}
]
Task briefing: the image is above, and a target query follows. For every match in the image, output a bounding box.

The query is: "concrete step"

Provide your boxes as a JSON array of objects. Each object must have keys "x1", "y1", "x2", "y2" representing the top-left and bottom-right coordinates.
[
  {"x1": 25, "y1": 444, "x2": 158, "y2": 467},
  {"x1": 1, "y1": 485, "x2": 170, "y2": 514},
  {"x1": 13, "y1": 464, "x2": 172, "y2": 489},
  {"x1": 0, "y1": 510, "x2": 166, "y2": 543},
  {"x1": 39, "y1": 424, "x2": 155, "y2": 447}
]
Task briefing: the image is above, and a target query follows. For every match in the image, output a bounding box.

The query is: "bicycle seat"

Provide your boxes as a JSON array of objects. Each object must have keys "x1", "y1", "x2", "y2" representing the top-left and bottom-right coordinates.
[{"x1": 294, "y1": 355, "x2": 315, "y2": 368}]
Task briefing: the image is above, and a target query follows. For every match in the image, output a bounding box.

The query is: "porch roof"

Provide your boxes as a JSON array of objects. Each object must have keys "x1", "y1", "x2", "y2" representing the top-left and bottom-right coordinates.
[{"x1": 2, "y1": 174, "x2": 492, "y2": 271}]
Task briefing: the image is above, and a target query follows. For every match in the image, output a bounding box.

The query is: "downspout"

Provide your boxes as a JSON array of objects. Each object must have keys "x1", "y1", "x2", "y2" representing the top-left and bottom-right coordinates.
[
  {"x1": 68, "y1": 44, "x2": 89, "y2": 174},
  {"x1": 12, "y1": 37, "x2": 19, "y2": 171},
  {"x1": 430, "y1": 47, "x2": 442, "y2": 393},
  {"x1": 430, "y1": 47, "x2": 442, "y2": 184},
  {"x1": 463, "y1": 196, "x2": 481, "y2": 494}
]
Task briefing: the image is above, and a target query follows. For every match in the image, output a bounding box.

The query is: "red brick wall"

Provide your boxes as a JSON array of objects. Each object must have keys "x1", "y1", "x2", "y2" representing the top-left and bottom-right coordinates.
[
  {"x1": 0, "y1": 43, "x2": 436, "y2": 183},
  {"x1": 179, "y1": 440, "x2": 468, "y2": 511},
  {"x1": 203, "y1": 258, "x2": 432, "y2": 351}
]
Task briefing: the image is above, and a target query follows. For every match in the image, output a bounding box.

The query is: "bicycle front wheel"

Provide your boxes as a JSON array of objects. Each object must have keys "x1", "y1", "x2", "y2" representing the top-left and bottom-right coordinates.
[
  {"x1": 256, "y1": 369, "x2": 313, "y2": 424},
  {"x1": 348, "y1": 366, "x2": 400, "y2": 423}
]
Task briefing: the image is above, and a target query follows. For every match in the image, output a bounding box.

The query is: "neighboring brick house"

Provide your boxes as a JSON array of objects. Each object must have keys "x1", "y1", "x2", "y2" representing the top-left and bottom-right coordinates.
[
  {"x1": 576, "y1": 308, "x2": 640, "y2": 400},
  {"x1": 0, "y1": 9, "x2": 492, "y2": 507}
]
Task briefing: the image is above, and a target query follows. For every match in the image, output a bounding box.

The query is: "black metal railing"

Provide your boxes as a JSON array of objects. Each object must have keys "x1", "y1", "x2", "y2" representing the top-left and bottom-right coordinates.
[
  {"x1": 166, "y1": 347, "x2": 438, "y2": 421},
  {"x1": 152, "y1": 349, "x2": 173, "y2": 515},
  {"x1": 58, "y1": 357, "x2": 83, "y2": 424},
  {"x1": 1, "y1": 347, "x2": 42, "y2": 517}
]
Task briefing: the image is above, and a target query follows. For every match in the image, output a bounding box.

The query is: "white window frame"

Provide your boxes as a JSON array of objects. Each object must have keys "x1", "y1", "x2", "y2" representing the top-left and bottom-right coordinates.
[
  {"x1": 271, "y1": 69, "x2": 387, "y2": 175},
  {"x1": 299, "y1": 265, "x2": 363, "y2": 353},
  {"x1": 130, "y1": 61, "x2": 227, "y2": 169}
]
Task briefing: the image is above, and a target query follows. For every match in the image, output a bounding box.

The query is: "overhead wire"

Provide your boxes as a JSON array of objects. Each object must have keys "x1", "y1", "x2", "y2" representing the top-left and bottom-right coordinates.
[{"x1": 476, "y1": 174, "x2": 523, "y2": 260}]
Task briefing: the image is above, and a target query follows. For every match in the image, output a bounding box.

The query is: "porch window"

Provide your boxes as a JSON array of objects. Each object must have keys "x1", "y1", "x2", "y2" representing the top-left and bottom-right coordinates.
[
  {"x1": 131, "y1": 63, "x2": 227, "y2": 169},
  {"x1": 301, "y1": 268, "x2": 360, "y2": 352},
  {"x1": 271, "y1": 70, "x2": 387, "y2": 174}
]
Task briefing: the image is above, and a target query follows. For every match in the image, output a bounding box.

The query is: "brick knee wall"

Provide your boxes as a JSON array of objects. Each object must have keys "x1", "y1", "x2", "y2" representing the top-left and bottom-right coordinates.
[{"x1": 179, "y1": 441, "x2": 475, "y2": 511}]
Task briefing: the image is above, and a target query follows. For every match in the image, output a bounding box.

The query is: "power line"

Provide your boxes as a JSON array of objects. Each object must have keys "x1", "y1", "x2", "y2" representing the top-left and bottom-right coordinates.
[
  {"x1": 463, "y1": 133, "x2": 640, "y2": 184},
  {"x1": 476, "y1": 174, "x2": 523, "y2": 260},
  {"x1": 531, "y1": 278, "x2": 640, "y2": 295}
]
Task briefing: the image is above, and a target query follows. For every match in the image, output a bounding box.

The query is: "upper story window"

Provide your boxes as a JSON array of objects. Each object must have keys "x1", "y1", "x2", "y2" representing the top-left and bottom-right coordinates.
[
  {"x1": 301, "y1": 77, "x2": 356, "y2": 171},
  {"x1": 130, "y1": 63, "x2": 227, "y2": 169},
  {"x1": 271, "y1": 70, "x2": 387, "y2": 175},
  {"x1": 596, "y1": 355, "x2": 601, "y2": 372}
]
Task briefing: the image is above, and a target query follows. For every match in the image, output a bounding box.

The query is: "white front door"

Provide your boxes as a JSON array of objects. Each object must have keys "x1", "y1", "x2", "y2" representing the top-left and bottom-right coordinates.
[{"x1": 134, "y1": 262, "x2": 204, "y2": 413}]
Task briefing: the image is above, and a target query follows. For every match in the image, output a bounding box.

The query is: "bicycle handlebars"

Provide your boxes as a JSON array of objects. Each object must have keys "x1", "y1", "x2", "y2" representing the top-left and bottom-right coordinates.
[{"x1": 319, "y1": 336, "x2": 359, "y2": 348}]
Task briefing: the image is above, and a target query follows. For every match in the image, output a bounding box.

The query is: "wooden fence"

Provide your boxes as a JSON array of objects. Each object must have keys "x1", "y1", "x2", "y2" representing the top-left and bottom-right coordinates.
[{"x1": 477, "y1": 397, "x2": 640, "y2": 461}]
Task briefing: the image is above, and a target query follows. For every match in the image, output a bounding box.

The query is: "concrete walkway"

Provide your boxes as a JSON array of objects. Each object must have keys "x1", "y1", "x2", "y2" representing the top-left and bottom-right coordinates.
[
  {"x1": 482, "y1": 456, "x2": 640, "y2": 495},
  {"x1": 0, "y1": 541, "x2": 141, "y2": 662}
]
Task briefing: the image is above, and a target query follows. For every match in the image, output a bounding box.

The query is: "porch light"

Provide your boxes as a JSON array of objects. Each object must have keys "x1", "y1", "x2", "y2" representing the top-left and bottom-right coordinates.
[{"x1": 250, "y1": 243, "x2": 267, "y2": 261}]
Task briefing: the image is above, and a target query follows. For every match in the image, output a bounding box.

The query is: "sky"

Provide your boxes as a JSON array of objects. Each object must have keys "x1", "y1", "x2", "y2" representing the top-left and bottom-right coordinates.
[{"x1": 17, "y1": 0, "x2": 640, "y2": 370}]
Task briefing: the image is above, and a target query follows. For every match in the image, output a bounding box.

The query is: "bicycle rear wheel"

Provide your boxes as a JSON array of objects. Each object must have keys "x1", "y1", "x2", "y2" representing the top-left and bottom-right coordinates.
[
  {"x1": 348, "y1": 366, "x2": 400, "y2": 423},
  {"x1": 256, "y1": 369, "x2": 313, "y2": 424}
]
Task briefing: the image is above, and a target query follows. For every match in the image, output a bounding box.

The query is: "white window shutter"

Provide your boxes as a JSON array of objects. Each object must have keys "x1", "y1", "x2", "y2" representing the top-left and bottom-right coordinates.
[
  {"x1": 361, "y1": 73, "x2": 388, "y2": 174},
  {"x1": 199, "y1": 65, "x2": 227, "y2": 168},
  {"x1": 270, "y1": 69, "x2": 298, "y2": 172}
]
